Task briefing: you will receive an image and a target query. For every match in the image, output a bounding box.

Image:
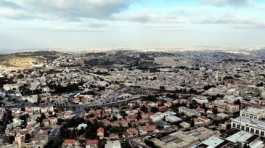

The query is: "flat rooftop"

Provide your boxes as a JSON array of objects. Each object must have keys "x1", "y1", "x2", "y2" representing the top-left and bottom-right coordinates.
[
  {"x1": 226, "y1": 131, "x2": 253, "y2": 143},
  {"x1": 201, "y1": 136, "x2": 224, "y2": 148},
  {"x1": 242, "y1": 108, "x2": 265, "y2": 114}
]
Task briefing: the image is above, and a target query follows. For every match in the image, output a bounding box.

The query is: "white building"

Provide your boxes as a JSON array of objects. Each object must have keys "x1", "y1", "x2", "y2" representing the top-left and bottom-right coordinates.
[
  {"x1": 192, "y1": 96, "x2": 208, "y2": 104},
  {"x1": 226, "y1": 131, "x2": 253, "y2": 144},
  {"x1": 150, "y1": 111, "x2": 181, "y2": 123},
  {"x1": 22, "y1": 95, "x2": 38, "y2": 103},
  {"x1": 105, "y1": 141, "x2": 121, "y2": 148},
  {"x1": 199, "y1": 136, "x2": 225, "y2": 148},
  {"x1": 179, "y1": 107, "x2": 201, "y2": 117},
  {"x1": 165, "y1": 115, "x2": 182, "y2": 123},
  {"x1": 249, "y1": 138, "x2": 265, "y2": 148},
  {"x1": 180, "y1": 122, "x2": 191, "y2": 128},
  {"x1": 231, "y1": 107, "x2": 265, "y2": 137},
  {"x1": 231, "y1": 117, "x2": 265, "y2": 137},
  {"x1": 225, "y1": 130, "x2": 264, "y2": 148},
  {"x1": 150, "y1": 112, "x2": 165, "y2": 123},
  {"x1": 3, "y1": 84, "x2": 20, "y2": 91},
  {"x1": 240, "y1": 108, "x2": 265, "y2": 120},
  {"x1": 12, "y1": 118, "x2": 23, "y2": 128}
]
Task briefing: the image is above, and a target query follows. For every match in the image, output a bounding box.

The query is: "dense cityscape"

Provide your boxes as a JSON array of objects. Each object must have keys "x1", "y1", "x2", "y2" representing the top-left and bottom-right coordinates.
[
  {"x1": 0, "y1": 50, "x2": 265, "y2": 148},
  {"x1": 1, "y1": 0, "x2": 265, "y2": 147}
]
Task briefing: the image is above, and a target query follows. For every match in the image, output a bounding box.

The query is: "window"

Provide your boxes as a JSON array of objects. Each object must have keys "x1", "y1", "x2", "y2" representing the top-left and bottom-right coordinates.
[
  {"x1": 232, "y1": 123, "x2": 236, "y2": 128},
  {"x1": 237, "y1": 124, "x2": 240, "y2": 129},
  {"x1": 246, "y1": 127, "x2": 249, "y2": 132},
  {"x1": 241, "y1": 126, "x2": 245, "y2": 130},
  {"x1": 251, "y1": 128, "x2": 255, "y2": 133},
  {"x1": 261, "y1": 131, "x2": 264, "y2": 136},
  {"x1": 256, "y1": 130, "x2": 259, "y2": 135}
]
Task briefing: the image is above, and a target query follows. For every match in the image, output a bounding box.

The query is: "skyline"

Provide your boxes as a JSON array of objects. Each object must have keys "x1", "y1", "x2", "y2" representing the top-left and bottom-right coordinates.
[{"x1": 0, "y1": 0, "x2": 265, "y2": 51}]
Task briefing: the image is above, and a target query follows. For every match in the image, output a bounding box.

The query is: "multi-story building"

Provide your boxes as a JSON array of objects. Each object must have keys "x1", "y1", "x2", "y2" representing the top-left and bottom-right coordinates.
[
  {"x1": 231, "y1": 117, "x2": 265, "y2": 137},
  {"x1": 231, "y1": 108, "x2": 265, "y2": 137},
  {"x1": 240, "y1": 108, "x2": 265, "y2": 120}
]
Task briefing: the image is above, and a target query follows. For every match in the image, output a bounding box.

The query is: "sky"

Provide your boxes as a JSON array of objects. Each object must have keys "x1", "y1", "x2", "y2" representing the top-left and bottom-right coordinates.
[{"x1": 0, "y1": 0, "x2": 265, "y2": 52}]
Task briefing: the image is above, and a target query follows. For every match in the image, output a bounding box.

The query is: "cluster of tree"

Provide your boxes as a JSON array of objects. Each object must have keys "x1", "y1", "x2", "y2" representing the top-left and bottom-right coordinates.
[
  {"x1": 0, "y1": 77, "x2": 13, "y2": 88},
  {"x1": 19, "y1": 84, "x2": 42, "y2": 96},
  {"x1": 58, "y1": 118, "x2": 103, "y2": 139},
  {"x1": 142, "y1": 95, "x2": 157, "y2": 102},
  {"x1": 144, "y1": 139, "x2": 160, "y2": 148},
  {"x1": 48, "y1": 82, "x2": 84, "y2": 94},
  {"x1": 0, "y1": 109, "x2": 13, "y2": 133}
]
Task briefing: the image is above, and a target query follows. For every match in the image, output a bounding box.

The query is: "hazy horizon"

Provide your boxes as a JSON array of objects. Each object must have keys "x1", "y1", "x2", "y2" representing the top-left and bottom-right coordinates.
[{"x1": 1, "y1": 46, "x2": 264, "y2": 55}]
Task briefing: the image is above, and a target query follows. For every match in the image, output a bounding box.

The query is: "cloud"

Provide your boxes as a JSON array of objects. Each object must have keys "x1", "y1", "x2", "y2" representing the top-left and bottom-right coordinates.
[
  {"x1": 0, "y1": 0, "x2": 264, "y2": 31},
  {"x1": 203, "y1": 0, "x2": 253, "y2": 6},
  {"x1": 200, "y1": 14, "x2": 255, "y2": 24},
  {"x1": 112, "y1": 10, "x2": 189, "y2": 24},
  {"x1": 0, "y1": 0, "x2": 22, "y2": 9},
  {"x1": 0, "y1": 1, "x2": 26, "y2": 19},
  {"x1": 0, "y1": 0, "x2": 134, "y2": 20},
  {"x1": 0, "y1": 7, "x2": 32, "y2": 19},
  {"x1": 112, "y1": 8, "x2": 265, "y2": 30},
  {"x1": 45, "y1": 21, "x2": 110, "y2": 32}
]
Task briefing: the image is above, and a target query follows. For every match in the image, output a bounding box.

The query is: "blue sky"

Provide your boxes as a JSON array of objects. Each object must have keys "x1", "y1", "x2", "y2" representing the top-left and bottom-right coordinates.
[{"x1": 0, "y1": 0, "x2": 265, "y2": 51}]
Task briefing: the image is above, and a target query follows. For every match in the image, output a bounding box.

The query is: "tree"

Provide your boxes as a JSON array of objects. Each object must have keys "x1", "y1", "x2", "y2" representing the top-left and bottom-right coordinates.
[
  {"x1": 84, "y1": 121, "x2": 98, "y2": 139},
  {"x1": 150, "y1": 107, "x2": 159, "y2": 113},
  {"x1": 111, "y1": 116, "x2": 118, "y2": 122},
  {"x1": 144, "y1": 139, "x2": 160, "y2": 148},
  {"x1": 44, "y1": 137, "x2": 63, "y2": 148},
  {"x1": 137, "y1": 112, "x2": 142, "y2": 120},
  {"x1": 107, "y1": 126, "x2": 125, "y2": 134},
  {"x1": 64, "y1": 117, "x2": 85, "y2": 128},
  {"x1": 140, "y1": 105, "x2": 148, "y2": 113},
  {"x1": 234, "y1": 99, "x2": 241, "y2": 108},
  {"x1": 160, "y1": 86, "x2": 165, "y2": 91},
  {"x1": 202, "y1": 103, "x2": 208, "y2": 113},
  {"x1": 189, "y1": 100, "x2": 198, "y2": 109},
  {"x1": 213, "y1": 106, "x2": 218, "y2": 115},
  {"x1": 190, "y1": 118, "x2": 195, "y2": 127},
  {"x1": 60, "y1": 126, "x2": 71, "y2": 138},
  {"x1": 7, "y1": 136, "x2": 15, "y2": 144},
  {"x1": 144, "y1": 95, "x2": 157, "y2": 102},
  {"x1": 121, "y1": 140, "x2": 131, "y2": 148},
  {"x1": 25, "y1": 133, "x2": 31, "y2": 143},
  {"x1": 120, "y1": 110, "x2": 127, "y2": 117}
]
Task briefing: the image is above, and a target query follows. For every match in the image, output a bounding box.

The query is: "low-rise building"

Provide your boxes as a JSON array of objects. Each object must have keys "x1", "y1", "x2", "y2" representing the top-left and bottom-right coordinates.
[
  {"x1": 179, "y1": 107, "x2": 201, "y2": 117},
  {"x1": 150, "y1": 112, "x2": 164, "y2": 123},
  {"x1": 97, "y1": 127, "x2": 105, "y2": 138},
  {"x1": 226, "y1": 131, "x2": 255, "y2": 146},
  {"x1": 86, "y1": 139, "x2": 98, "y2": 148},
  {"x1": 196, "y1": 136, "x2": 225, "y2": 148},
  {"x1": 152, "y1": 127, "x2": 217, "y2": 148},
  {"x1": 165, "y1": 115, "x2": 182, "y2": 123},
  {"x1": 62, "y1": 139, "x2": 80, "y2": 148},
  {"x1": 105, "y1": 140, "x2": 121, "y2": 148},
  {"x1": 192, "y1": 96, "x2": 208, "y2": 105}
]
